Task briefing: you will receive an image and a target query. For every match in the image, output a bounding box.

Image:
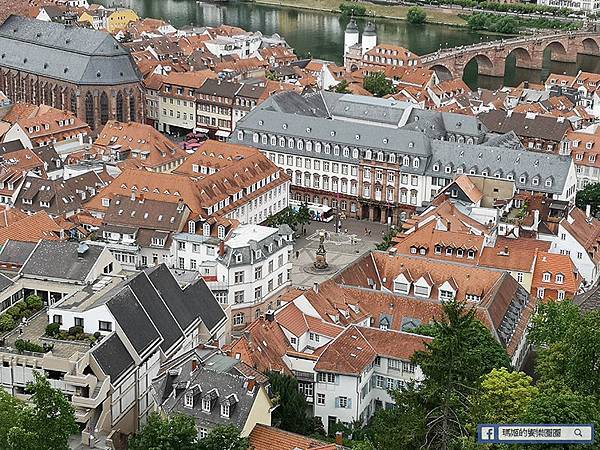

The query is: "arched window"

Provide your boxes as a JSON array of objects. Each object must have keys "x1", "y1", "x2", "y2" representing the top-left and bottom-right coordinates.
[
  {"x1": 54, "y1": 86, "x2": 63, "y2": 110},
  {"x1": 100, "y1": 92, "x2": 109, "y2": 125},
  {"x1": 233, "y1": 313, "x2": 245, "y2": 326},
  {"x1": 70, "y1": 92, "x2": 77, "y2": 113},
  {"x1": 85, "y1": 92, "x2": 94, "y2": 127},
  {"x1": 116, "y1": 91, "x2": 124, "y2": 122},
  {"x1": 129, "y1": 95, "x2": 136, "y2": 122}
]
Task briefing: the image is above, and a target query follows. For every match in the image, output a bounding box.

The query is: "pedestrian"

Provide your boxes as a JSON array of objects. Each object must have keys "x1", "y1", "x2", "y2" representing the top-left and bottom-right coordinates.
[
  {"x1": 344, "y1": 228, "x2": 348, "y2": 234},
  {"x1": 296, "y1": 250, "x2": 299, "y2": 259},
  {"x1": 368, "y1": 229, "x2": 371, "y2": 237}
]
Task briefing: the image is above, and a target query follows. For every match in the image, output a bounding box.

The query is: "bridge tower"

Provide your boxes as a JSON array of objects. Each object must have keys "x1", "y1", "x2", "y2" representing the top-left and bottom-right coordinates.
[
  {"x1": 362, "y1": 21, "x2": 377, "y2": 55},
  {"x1": 344, "y1": 18, "x2": 359, "y2": 58}
]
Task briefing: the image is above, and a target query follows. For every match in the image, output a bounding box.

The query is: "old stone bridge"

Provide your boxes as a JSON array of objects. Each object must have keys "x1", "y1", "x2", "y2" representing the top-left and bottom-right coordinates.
[{"x1": 421, "y1": 30, "x2": 600, "y2": 78}]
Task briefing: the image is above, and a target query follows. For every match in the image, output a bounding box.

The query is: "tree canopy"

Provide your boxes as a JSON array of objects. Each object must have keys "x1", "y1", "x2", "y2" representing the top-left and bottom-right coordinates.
[
  {"x1": 363, "y1": 72, "x2": 395, "y2": 97},
  {"x1": 576, "y1": 182, "x2": 600, "y2": 217},
  {"x1": 407, "y1": 7, "x2": 427, "y2": 24},
  {"x1": 0, "y1": 372, "x2": 78, "y2": 450},
  {"x1": 267, "y1": 371, "x2": 312, "y2": 435}
]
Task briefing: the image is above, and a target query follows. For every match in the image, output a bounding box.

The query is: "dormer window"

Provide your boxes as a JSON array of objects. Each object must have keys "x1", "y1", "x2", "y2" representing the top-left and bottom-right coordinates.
[
  {"x1": 236, "y1": 253, "x2": 242, "y2": 263},
  {"x1": 220, "y1": 403, "x2": 230, "y2": 417},
  {"x1": 218, "y1": 225, "x2": 225, "y2": 239},
  {"x1": 467, "y1": 250, "x2": 475, "y2": 259},
  {"x1": 184, "y1": 392, "x2": 194, "y2": 408},
  {"x1": 543, "y1": 272, "x2": 551, "y2": 282},
  {"x1": 203, "y1": 222, "x2": 210, "y2": 237},
  {"x1": 434, "y1": 245, "x2": 442, "y2": 255},
  {"x1": 202, "y1": 398, "x2": 211, "y2": 412},
  {"x1": 393, "y1": 274, "x2": 410, "y2": 295}
]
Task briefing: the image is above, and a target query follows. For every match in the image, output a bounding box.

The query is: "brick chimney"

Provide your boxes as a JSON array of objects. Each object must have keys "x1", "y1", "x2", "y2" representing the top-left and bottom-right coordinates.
[
  {"x1": 219, "y1": 240, "x2": 225, "y2": 257},
  {"x1": 191, "y1": 358, "x2": 198, "y2": 372},
  {"x1": 335, "y1": 431, "x2": 343, "y2": 445}
]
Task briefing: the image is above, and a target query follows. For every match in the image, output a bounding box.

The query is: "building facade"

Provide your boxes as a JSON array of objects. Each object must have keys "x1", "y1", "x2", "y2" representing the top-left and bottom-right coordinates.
[{"x1": 0, "y1": 16, "x2": 144, "y2": 130}]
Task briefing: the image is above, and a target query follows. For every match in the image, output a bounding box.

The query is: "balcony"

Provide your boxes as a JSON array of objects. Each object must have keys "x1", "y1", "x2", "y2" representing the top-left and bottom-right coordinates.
[
  {"x1": 72, "y1": 378, "x2": 109, "y2": 409},
  {"x1": 64, "y1": 373, "x2": 96, "y2": 387}
]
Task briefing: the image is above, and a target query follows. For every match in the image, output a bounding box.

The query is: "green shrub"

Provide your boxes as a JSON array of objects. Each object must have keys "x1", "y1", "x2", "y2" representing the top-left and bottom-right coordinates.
[
  {"x1": 6, "y1": 305, "x2": 23, "y2": 318},
  {"x1": 339, "y1": 2, "x2": 367, "y2": 16},
  {"x1": 45, "y1": 323, "x2": 60, "y2": 338},
  {"x1": 15, "y1": 339, "x2": 45, "y2": 353},
  {"x1": 68, "y1": 326, "x2": 84, "y2": 335},
  {"x1": 25, "y1": 294, "x2": 43, "y2": 310},
  {"x1": 407, "y1": 7, "x2": 427, "y2": 24},
  {"x1": 0, "y1": 314, "x2": 15, "y2": 332}
]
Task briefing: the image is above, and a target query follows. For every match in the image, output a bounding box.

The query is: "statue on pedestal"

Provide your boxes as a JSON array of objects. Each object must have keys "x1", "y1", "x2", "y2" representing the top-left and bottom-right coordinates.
[{"x1": 314, "y1": 230, "x2": 329, "y2": 270}]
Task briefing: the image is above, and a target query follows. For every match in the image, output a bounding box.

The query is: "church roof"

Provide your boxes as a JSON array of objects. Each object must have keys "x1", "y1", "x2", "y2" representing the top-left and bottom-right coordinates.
[{"x1": 0, "y1": 15, "x2": 142, "y2": 86}]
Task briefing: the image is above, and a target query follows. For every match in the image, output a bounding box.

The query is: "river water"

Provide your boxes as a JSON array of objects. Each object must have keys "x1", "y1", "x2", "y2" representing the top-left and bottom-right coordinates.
[{"x1": 105, "y1": 0, "x2": 600, "y2": 89}]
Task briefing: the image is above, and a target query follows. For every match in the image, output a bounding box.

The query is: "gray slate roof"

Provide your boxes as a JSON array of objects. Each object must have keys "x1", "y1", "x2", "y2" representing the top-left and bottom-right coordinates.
[
  {"x1": 0, "y1": 240, "x2": 37, "y2": 267},
  {"x1": 0, "y1": 15, "x2": 141, "y2": 86},
  {"x1": 20, "y1": 240, "x2": 104, "y2": 282},
  {"x1": 153, "y1": 350, "x2": 266, "y2": 432},
  {"x1": 92, "y1": 333, "x2": 135, "y2": 383}
]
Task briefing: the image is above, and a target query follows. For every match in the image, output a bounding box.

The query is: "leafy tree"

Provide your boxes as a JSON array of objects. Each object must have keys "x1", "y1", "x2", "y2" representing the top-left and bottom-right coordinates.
[
  {"x1": 333, "y1": 79, "x2": 352, "y2": 94},
  {"x1": 375, "y1": 228, "x2": 398, "y2": 251},
  {"x1": 198, "y1": 425, "x2": 248, "y2": 450},
  {"x1": 267, "y1": 371, "x2": 311, "y2": 434},
  {"x1": 363, "y1": 72, "x2": 394, "y2": 98},
  {"x1": 296, "y1": 203, "x2": 311, "y2": 234},
  {"x1": 521, "y1": 382, "x2": 600, "y2": 450},
  {"x1": 528, "y1": 300, "x2": 580, "y2": 348},
  {"x1": 0, "y1": 372, "x2": 78, "y2": 450},
  {"x1": 473, "y1": 368, "x2": 538, "y2": 424},
  {"x1": 577, "y1": 182, "x2": 600, "y2": 217},
  {"x1": 24, "y1": 294, "x2": 43, "y2": 310},
  {"x1": 407, "y1": 7, "x2": 427, "y2": 24},
  {"x1": 0, "y1": 314, "x2": 15, "y2": 332},
  {"x1": 370, "y1": 383, "x2": 427, "y2": 449},
  {"x1": 129, "y1": 412, "x2": 198, "y2": 450},
  {"x1": 412, "y1": 301, "x2": 510, "y2": 449}
]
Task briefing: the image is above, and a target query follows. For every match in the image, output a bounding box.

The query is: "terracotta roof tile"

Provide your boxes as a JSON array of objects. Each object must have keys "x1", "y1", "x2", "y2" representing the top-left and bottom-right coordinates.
[{"x1": 249, "y1": 424, "x2": 330, "y2": 450}]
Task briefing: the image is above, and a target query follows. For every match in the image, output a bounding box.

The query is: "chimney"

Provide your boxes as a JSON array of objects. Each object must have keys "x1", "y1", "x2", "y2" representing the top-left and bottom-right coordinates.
[
  {"x1": 130, "y1": 190, "x2": 135, "y2": 201},
  {"x1": 219, "y1": 239, "x2": 225, "y2": 257},
  {"x1": 191, "y1": 359, "x2": 198, "y2": 372},
  {"x1": 314, "y1": 282, "x2": 319, "y2": 293},
  {"x1": 524, "y1": 80, "x2": 529, "y2": 89},
  {"x1": 335, "y1": 431, "x2": 343, "y2": 445},
  {"x1": 586, "y1": 204, "x2": 592, "y2": 219},
  {"x1": 504, "y1": 246, "x2": 509, "y2": 255},
  {"x1": 246, "y1": 377, "x2": 256, "y2": 393},
  {"x1": 138, "y1": 193, "x2": 145, "y2": 204},
  {"x1": 446, "y1": 220, "x2": 451, "y2": 232}
]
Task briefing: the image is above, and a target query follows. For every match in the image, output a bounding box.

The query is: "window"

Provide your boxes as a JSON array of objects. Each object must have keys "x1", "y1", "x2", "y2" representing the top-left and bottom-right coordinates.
[
  {"x1": 338, "y1": 396, "x2": 349, "y2": 408},
  {"x1": 53, "y1": 315, "x2": 62, "y2": 324},
  {"x1": 98, "y1": 321, "x2": 112, "y2": 332},
  {"x1": 184, "y1": 393, "x2": 193, "y2": 408},
  {"x1": 537, "y1": 287, "x2": 545, "y2": 299},
  {"x1": 543, "y1": 272, "x2": 551, "y2": 282},
  {"x1": 439, "y1": 290, "x2": 454, "y2": 300},
  {"x1": 317, "y1": 393, "x2": 325, "y2": 405},
  {"x1": 199, "y1": 428, "x2": 208, "y2": 439},
  {"x1": 74, "y1": 317, "x2": 84, "y2": 328},
  {"x1": 220, "y1": 403, "x2": 230, "y2": 417},
  {"x1": 254, "y1": 286, "x2": 262, "y2": 300},
  {"x1": 255, "y1": 266, "x2": 262, "y2": 280},
  {"x1": 233, "y1": 312, "x2": 245, "y2": 325},
  {"x1": 234, "y1": 291, "x2": 244, "y2": 303},
  {"x1": 234, "y1": 271, "x2": 244, "y2": 283},
  {"x1": 402, "y1": 361, "x2": 415, "y2": 373},
  {"x1": 101, "y1": 198, "x2": 110, "y2": 207},
  {"x1": 317, "y1": 373, "x2": 336, "y2": 383},
  {"x1": 517, "y1": 272, "x2": 524, "y2": 283},
  {"x1": 558, "y1": 290, "x2": 565, "y2": 300},
  {"x1": 202, "y1": 398, "x2": 211, "y2": 412}
]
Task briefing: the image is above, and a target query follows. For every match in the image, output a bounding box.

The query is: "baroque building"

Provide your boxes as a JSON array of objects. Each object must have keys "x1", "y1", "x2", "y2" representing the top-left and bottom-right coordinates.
[{"x1": 0, "y1": 15, "x2": 144, "y2": 130}]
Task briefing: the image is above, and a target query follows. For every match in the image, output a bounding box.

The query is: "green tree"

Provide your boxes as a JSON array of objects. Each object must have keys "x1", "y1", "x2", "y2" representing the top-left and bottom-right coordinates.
[
  {"x1": 473, "y1": 368, "x2": 538, "y2": 424},
  {"x1": 528, "y1": 300, "x2": 580, "y2": 348},
  {"x1": 0, "y1": 372, "x2": 78, "y2": 450},
  {"x1": 370, "y1": 383, "x2": 427, "y2": 449},
  {"x1": 129, "y1": 412, "x2": 198, "y2": 450},
  {"x1": 198, "y1": 425, "x2": 248, "y2": 450},
  {"x1": 407, "y1": 7, "x2": 427, "y2": 24},
  {"x1": 412, "y1": 301, "x2": 510, "y2": 449},
  {"x1": 296, "y1": 203, "x2": 311, "y2": 234},
  {"x1": 576, "y1": 182, "x2": 600, "y2": 216},
  {"x1": 267, "y1": 371, "x2": 311, "y2": 434},
  {"x1": 333, "y1": 79, "x2": 352, "y2": 94},
  {"x1": 363, "y1": 72, "x2": 394, "y2": 97}
]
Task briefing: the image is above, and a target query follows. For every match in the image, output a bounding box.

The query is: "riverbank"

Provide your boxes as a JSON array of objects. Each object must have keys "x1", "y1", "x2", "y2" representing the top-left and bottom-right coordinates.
[{"x1": 246, "y1": 0, "x2": 468, "y2": 26}]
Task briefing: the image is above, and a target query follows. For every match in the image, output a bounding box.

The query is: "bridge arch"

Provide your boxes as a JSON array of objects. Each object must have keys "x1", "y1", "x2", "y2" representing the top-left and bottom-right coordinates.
[
  {"x1": 582, "y1": 37, "x2": 600, "y2": 56},
  {"x1": 430, "y1": 64, "x2": 454, "y2": 80},
  {"x1": 545, "y1": 41, "x2": 569, "y2": 63},
  {"x1": 464, "y1": 53, "x2": 499, "y2": 77},
  {"x1": 507, "y1": 47, "x2": 533, "y2": 69}
]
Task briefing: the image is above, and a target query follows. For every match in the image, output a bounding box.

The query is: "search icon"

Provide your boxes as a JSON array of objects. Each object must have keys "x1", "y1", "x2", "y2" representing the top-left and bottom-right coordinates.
[{"x1": 574, "y1": 428, "x2": 583, "y2": 437}]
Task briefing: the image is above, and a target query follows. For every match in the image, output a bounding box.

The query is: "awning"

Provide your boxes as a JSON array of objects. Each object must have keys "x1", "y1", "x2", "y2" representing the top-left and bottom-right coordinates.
[
  {"x1": 194, "y1": 127, "x2": 209, "y2": 133},
  {"x1": 215, "y1": 130, "x2": 231, "y2": 138}
]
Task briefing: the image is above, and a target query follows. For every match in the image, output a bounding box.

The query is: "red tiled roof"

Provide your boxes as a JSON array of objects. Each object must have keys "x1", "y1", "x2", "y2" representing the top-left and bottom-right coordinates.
[{"x1": 248, "y1": 424, "x2": 330, "y2": 450}]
